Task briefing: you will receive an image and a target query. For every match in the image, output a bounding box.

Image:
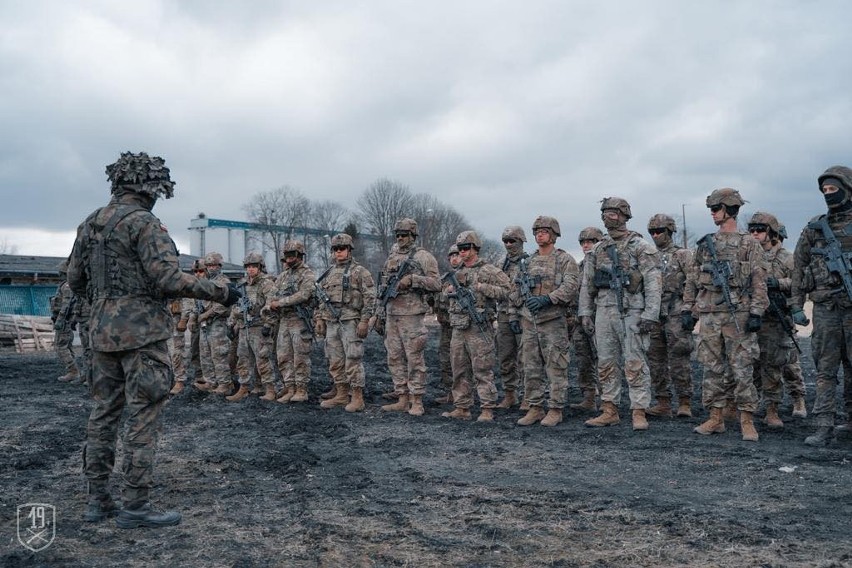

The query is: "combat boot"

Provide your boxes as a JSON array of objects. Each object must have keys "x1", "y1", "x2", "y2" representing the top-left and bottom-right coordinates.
[
  {"x1": 517, "y1": 406, "x2": 546, "y2": 426},
  {"x1": 722, "y1": 400, "x2": 738, "y2": 422},
  {"x1": 441, "y1": 407, "x2": 472, "y2": 420},
  {"x1": 226, "y1": 385, "x2": 250, "y2": 402},
  {"x1": 276, "y1": 385, "x2": 295, "y2": 403},
  {"x1": 408, "y1": 394, "x2": 425, "y2": 416},
  {"x1": 540, "y1": 408, "x2": 563, "y2": 427},
  {"x1": 569, "y1": 390, "x2": 597, "y2": 411},
  {"x1": 477, "y1": 408, "x2": 494, "y2": 422},
  {"x1": 345, "y1": 387, "x2": 365, "y2": 413},
  {"x1": 805, "y1": 423, "x2": 834, "y2": 446},
  {"x1": 834, "y1": 421, "x2": 852, "y2": 441},
  {"x1": 792, "y1": 396, "x2": 808, "y2": 418},
  {"x1": 213, "y1": 382, "x2": 232, "y2": 395},
  {"x1": 250, "y1": 383, "x2": 265, "y2": 395},
  {"x1": 169, "y1": 381, "x2": 185, "y2": 395},
  {"x1": 115, "y1": 503, "x2": 181, "y2": 529},
  {"x1": 259, "y1": 384, "x2": 277, "y2": 401},
  {"x1": 693, "y1": 407, "x2": 725, "y2": 435},
  {"x1": 740, "y1": 411, "x2": 759, "y2": 442},
  {"x1": 58, "y1": 372, "x2": 78, "y2": 383},
  {"x1": 646, "y1": 397, "x2": 672, "y2": 418},
  {"x1": 584, "y1": 401, "x2": 620, "y2": 427},
  {"x1": 764, "y1": 402, "x2": 784, "y2": 428},
  {"x1": 632, "y1": 409, "x2": 649, "y2": 431},
  {"x1": 519, "y1": 396, "x2": 531, "y2": 411},
  {"x1": 83, "y1": 497, "x2": 122, "y2": 523},
  {"x1": 676, "y1": 397, "x2": 693, "y2": 418},
  {"x1": 320, "y1": 384, "x2": 337, "y2": 400},
  {"x1": 381, "y1": 394, "x2": 409, "y2": 412},
  {"x1": 194, "y1": 380, "x2": 214, "y2": 392},
  {"x1": 381, "y1": 390, "x2": 400, "y2": 401},
  {"x1": 289, "y1": 385, "x2": 309, "y2": 402},
  {"x1": 320, "y1": 384, "x2": 350, "y2": 409},
  {"x1": 435, "y1": 391, "x2": 454, "y2": 405},
  {"x1": 496, "y1": 391, "x2": 517, "y2": 409}
]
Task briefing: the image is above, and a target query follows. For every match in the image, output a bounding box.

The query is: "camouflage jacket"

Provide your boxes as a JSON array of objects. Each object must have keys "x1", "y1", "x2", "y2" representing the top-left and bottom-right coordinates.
[
  {"x1": 444, "y1": 258, "x2": 511, "y2": 328},
  {"x1": 656, "y1": 242, "x2": 692, "y2": 319},
  {"x1": 269, "y1": 262, "x2": 316, "y2": 319},
  {"x1": 51, "y1": 281, "x2": 76, "y2": 327},
  {"x1": 231, "y1": 272, "x2": 276, "y2": 328},
  {"x1": 67, "y1": 192, "x2": 229, "y2": 351},
  {"x1": 378, "y1": 245, "x2": 441, "y2": 317},
  {"x1": 792, "y1": 210, "x2": 852, "y2": 309},
  {"x1": 763, "y1": 243, "x2": 794, "y2": 321},
  {"x1": 579, "y1": 232, "x2": 661, "y2": 321},
  {"x1": 510, "y1": 248, "x2": 580, "y2": 324},
  {"x1": 683, "y1": 231, "x2": 768, "y2": 316},
  {"x1": 316, "y1": 259, "x2": 376, "y2": 323},
  {"x1": 497, "y1": 252, "x2": 528, "y2": 319},
  {"x1": 198, "y1": 271, "x2": 233, "y2": 323}
]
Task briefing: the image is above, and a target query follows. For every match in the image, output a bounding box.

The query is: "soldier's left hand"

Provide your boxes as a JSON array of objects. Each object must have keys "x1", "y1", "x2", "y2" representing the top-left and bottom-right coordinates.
[
  {"x1": 223, "y1": 283, "x2": 242, "y2": 307},
  {"x1": 525, "y1": 295, "x2": 551, "y2": 314},
  {"x1": 766, "y1": 276, "x2": 780, "y2": 289},
  {"x1": 398, "y1": 275, "x2": 413, "y2": 291},
  {"x1": 356, "y1": 319, "x2": 369, "y2": 339},
  {"x1": 638, "y1": 318, "x2": 656, "y2": 334},
  {"x1": 746, "y1": 313, "x2": 762, "y2": 332},
  {"x1": 509, "y1": 320, "x2": 522, "y2": 335}
]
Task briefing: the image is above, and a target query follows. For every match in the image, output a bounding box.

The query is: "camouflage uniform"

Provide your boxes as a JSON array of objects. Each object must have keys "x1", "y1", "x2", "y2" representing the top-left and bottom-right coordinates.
[
  {"x1": 232, "y1": 270, "x2": 277, "y2": 390},
  {"x1": 572, "y1": 227, "x2": 604, "y2": 409},
  {"x1": 75, "y1": 296, "x2": 93, "y2": 386},
  {"x1": 167, "y1": 298, "x2": 189, "y2": 382},
  {"x1": 435, "y1": 280, "x2": 453, "y2": 394},
  {"x1": 52, "y1": 279, "x2": 79, "y2": 381},
  {"x1": 793, "y1": 166, "x2": 852, "y2": 443},
  {"x1": 496, "y1": 226, "x2": 527, "y2": 404},
  {"x1": 66, "y1": 151, "x2": 233, "y2": 513},
  {"x1": 198, "y1": 262, "x2": 235, "y2": 390}
]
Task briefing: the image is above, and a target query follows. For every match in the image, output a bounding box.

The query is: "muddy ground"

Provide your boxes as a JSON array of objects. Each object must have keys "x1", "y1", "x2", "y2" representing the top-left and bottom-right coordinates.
[{"x1": 2, "y1": 329, "x2": 851, "y2": 568}]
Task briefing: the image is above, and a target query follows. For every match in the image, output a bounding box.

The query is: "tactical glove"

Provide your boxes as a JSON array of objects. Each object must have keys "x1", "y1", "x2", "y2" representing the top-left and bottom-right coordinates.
[
  {"x1": 261, "y1": 324, "x2": 273, "y2": 338},
  {"x1": 638, "y1": 318, "x2": 656, "y2": 334},
  {"x1": 746, "y1": 313, "x2": 762, "y2": 332},
  {"x1": 223, "y1": 283, "x2": 242, "y2": 307},
  {"x1": 356, "y1": 320, "x2": 369, "y2": 339},
  {"x1": 581, "y1": 315, "x2": 595, "y2": 336},
  {"x1": 791, "y1": 309, "x2": 810, "y2": 327},
  {"x1": 225, "y1": 326, "x2": 237, "y2": 341},
  {"x1": 766, "y1": 276, "x2": 780, "y2": 289},
  {"x1": 314, "y1": 319, "x2": 327, "y2": 338},
  {"x1": 509, "y1": 320, "x2": 522, "y2": 335},
  {"x1": 525, "y1": 295, "x2": 551, "y2": 314},
  {"x1": 680, "y1": 311, "x2": 697, "y2": 332},
  {"x1": 397, "y1": 275, "x2": 413, "y2": 291}
]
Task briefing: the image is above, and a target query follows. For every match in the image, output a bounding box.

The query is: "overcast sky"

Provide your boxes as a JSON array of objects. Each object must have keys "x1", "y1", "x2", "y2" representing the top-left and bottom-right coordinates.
[{"x1": 1, "y1": 1, "x2": 850, "y2": 259}]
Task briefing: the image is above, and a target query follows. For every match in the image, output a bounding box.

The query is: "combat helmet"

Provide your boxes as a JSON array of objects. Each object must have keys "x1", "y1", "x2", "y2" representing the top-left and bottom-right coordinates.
[
  {"x1": 281, "y1": 240, "x2": 306, "y2": 257},
  {"x1": 455, "y1": 230, "x2": 482, "y2": 249},
  {"x1": 106, "y1": 152, "x2": 175, "y2": 199},
  {"x1": 394, "y1": 218, "x2": 418, "y2": 236},
  {"x1": 501, "y1": 225, "x2": 527, "y2": 243},
  {"x1": 600, "y1": 197, "x2": 632, "y2": 220},
  {"x1": 748, "y1": 212, "x2": 781, "y2": 236},
  {"x1": 243, "y1": 252, "x2": 265, "y2": 267},
  {"x1": 447, "y1": 244, "x2": 459, "y2": 256},
  {"x1": 705, "y1": 188, "x2": 745, "y2": 208},
  {"x1": 331, "y1": 234, "x2": 354, "y2": 249},
  {"x1": 204, "y1": 252, "x2": 224, "y2": 266},
  {"x1": 191, "y1": 259, "x2": 206, "y2": 272},
  {"x1": 778, "y1": 224, "x2": 788, "y2": 241},
  {"x1": 647, "y1": 214, "x2": 677, "y2": 234},
  {"x1": 578, "y1": 227, "x2": 604, "y2": 242},
  {"x1": 532, "y1": 215, "x2": 561, "y2": 237},
  {"x1": 818, "y1": 166, "x2": 852, "y2": 210}
]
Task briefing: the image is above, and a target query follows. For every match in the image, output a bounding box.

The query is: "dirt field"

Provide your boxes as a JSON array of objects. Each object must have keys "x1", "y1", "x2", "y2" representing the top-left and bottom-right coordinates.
[{"x1": 2, "y1": 330, "x2": 851, "y2": 567}]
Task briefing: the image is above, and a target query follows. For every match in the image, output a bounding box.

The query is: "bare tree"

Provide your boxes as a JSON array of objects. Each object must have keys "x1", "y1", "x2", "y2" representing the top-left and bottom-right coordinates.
[
  {"x1": 243, "y1": 186, "x2": 311, "y2": 273},
  {"x1": 358, "y1": 178, "x2": 414, "y2": 257}
]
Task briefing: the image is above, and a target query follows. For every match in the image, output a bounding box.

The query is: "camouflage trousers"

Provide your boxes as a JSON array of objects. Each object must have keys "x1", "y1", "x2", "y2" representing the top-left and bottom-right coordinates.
[
  {"x1": 571, "y1": 324, "x2": 598, "y2": 396},
  {"x1": 325, "y1": 319, "x2": 366, "y2": 388},
  {"x1": 439, "y1": 323, "x2": 452, "y2": 390},
  {"x1": 79, "y1": 321, "x2": 92, "y2": 385},
  {"x1": 810, "y1": 302, "x2": 852, "y2": 426},
  {"x1": 496, "y1": 317, "x2": 523, "y2": 393},
  {"x1": 54, "y1": 327, "x2": 77, "y2": 376},
  {"x1": 84, "y1": 340, "x2": 172, "y2": 506},
  {"x1": 521, "y1": 316, "x2": 570, "y2": 409},
  {"x1": 754, "y1": 319, "x2": 794, "y2": 404},
  {"x1": 168, "y1": 323, "x2": 187, "y2": 382},
  {"x1": 277, "y1": 316, "x2": 313, "y2": 388},
  {"x1": 782, "y1": 358, "x2": 807, "y2": 399},
  {"x1": 696, "y1": 311, "x2": 759, "y2": 412},
  {"x1": 595, "y1": 306, "x2": 652, "y2": 409},
  {"x1": 385, "y1": 314, "x2": 429, "y2": 396},
  {"x1": 199, "y1": 318, "x2": 232, "y2": 386},
  {"x1": 450, "y1": 325, "x2": 498, "y2": 409},
  {"x1": 189, "y1": 327, "x2": 201, "y2": 379},
  {"x1": 237, "y1": 326, "x2": 275, "y2": 386},
  {"x1": 647, "y1": 316, "x2": 694, "y2": 401}
]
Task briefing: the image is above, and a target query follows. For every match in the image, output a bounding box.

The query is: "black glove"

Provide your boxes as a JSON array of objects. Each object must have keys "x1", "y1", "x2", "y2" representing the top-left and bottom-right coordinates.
[
  {"x1": 638, "y1": 318, "x2": 656, "y2": 334},
  {"x1": 509, "y1": 320, "x2": 522, "y2": 335},
  {"x1": 791, "y1": 309, "x2": 810, "y2": 327},
  {"x1": 225, "y1": 326, "x2": 237, "y2": 341},
  {"x1": 680, "y1": 311, "x2": 696, "y2": 332},
  {"x1": 223, "y1": 283, "x2": 242, "y2": 307},
  {"x1": 261, "y1": 325, "x2": 272, "y2": 337},
  {"x1": 746, "y1": 313, "x2": 762, "y2": 332},
  {"x1": 525, "y1": 295, "x2": 551, "y2": 314},
  {"x1": 766, "y1": 276, "x2": 780, "y2": 290},
  {"x1": 581, "y1": 316, "x2": 595, "y2": 336}
]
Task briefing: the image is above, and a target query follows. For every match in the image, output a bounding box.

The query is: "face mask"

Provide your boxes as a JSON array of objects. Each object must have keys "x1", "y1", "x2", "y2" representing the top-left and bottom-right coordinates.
[{"x1": 825, "y1": 189, "x2": 847, "y2": 209}]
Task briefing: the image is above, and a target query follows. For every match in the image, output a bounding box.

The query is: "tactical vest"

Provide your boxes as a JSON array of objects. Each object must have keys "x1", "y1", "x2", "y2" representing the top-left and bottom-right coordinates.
[
  {"x1": 802, "y1": 214, "x2": 852, "y2": 294},
  {"x1": 696, "y1": 232, "x2": 753, "y2": 292},
  {"x1": 83, "y1": 204, "x2": 151, "y2": 301}
]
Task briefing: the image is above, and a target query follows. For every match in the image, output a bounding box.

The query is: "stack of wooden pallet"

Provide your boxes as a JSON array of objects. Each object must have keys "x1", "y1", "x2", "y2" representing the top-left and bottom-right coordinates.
[{"x1": 0, "y1": 314, "x2": 55, "y2": 352}]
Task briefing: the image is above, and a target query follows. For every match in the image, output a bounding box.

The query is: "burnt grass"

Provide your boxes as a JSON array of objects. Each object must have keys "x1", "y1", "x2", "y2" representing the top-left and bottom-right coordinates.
[{"x1": 2, "y1": 328, "x2": 851, "y2": 567}]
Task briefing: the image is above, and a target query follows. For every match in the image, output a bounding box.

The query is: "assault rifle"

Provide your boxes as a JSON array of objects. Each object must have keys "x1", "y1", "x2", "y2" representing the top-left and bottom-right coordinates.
[
  {"x1": 54, "y1": 295, "x2": 77, "y2": 332},
  {"x1": 808, "y1": 216, "x2": 852, "y2": 302},
  {"x1": 767, "y1": 288, "x2": 801, "y2": 354},
  {"x1": 698, "y1": 234, "x2": 741, "y2": 332},
  {"x1": 441, "y1": 270, "x2": 490, "y2": 336},
  {"x1": 276, "y1": 281, "x2": 315, "y2": 338},
  {"x1": 195, "y1": 299, "x2": 208, "y2": 334},
  {"x1": 237, "y1": 282, "x2": 253, "y2": 328},
  {"x1": 314, "y1": 266, "x2": 341, "y2": 322},
  {"x1": 605, "y1": 244, "x2": 629, "y2": 335},
  {"x1": 515, "y1": 257, "x2": 539, "y2": 334},
  {"x1": 378, "y1": 257, "x2": 417, "y2": 308}
]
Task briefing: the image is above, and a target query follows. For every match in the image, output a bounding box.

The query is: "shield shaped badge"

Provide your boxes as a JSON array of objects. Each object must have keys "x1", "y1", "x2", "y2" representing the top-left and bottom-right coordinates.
[{"x1": 17, "y1": 503, "x2": 55, "y2": 552}]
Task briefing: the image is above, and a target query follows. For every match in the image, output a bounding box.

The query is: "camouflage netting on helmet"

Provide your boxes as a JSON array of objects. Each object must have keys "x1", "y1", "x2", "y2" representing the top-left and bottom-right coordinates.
[
  {"x1": 106, "y1": 151, "x2": 175, "y2": 199},
  {"x1": 647, "y1": 214, "x2": 677, "y2": 233}
]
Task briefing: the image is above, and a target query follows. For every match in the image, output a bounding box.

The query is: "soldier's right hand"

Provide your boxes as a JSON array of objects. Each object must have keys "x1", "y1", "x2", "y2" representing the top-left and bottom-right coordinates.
[
  {"x1": 176, "y1": 318, "x2": 188, "y2": 332},
  {"x1": 371, "y1": 315, "x2": 385, "y2": 336},
  {"x1": 581, "y1": 316, "x2": 595, "y2": 336},
  {"x1": 356, "y1": 319, "x2": 369, "y2": 338},
  {"x1": 509, "y1": 320, "x2": 522, "y2": 335},
  {"x1": 315, "y1": 319, "x2": 327, "y2": 338},
  {"x1": 223, "y1": 283, "x2": 242, "y2": 307},
  {"x1": 680, "y1": 311, "x2": 697, "y2": 332},
  {"x1": 397, "y1": 274, "x2": 413, "y2": 291},
  {"x1": 791, "y1": 309, "x2": 810, "y2": 327}
]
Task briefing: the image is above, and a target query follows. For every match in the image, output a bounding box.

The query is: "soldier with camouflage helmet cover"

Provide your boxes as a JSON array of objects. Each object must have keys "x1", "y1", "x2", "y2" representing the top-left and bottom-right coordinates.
[
  {"x1": 226, "y1": 252, "x2": 278, "y2": 402},
  {"x1": 683, "y1": 188, "x2": 768, "y2": 442},
  {"x1": 166, "y1": 260, "x2": 198, "y2": 395},
  {"x1": 440, "y1": 231, "x2": 511, "y2": 422},
  {"x1": 376, "y1": 218, "x2": 441, "y2": 416},
  {"x1": 195, "y1": 252, "x2": 237, "y2": 396},
  {"x1": 644, "y1": 213, "x2": 695, "y2": 419},
  {"x1": 580, "y1": 198, "x2": 662, "y2": 431},
  {"x1": 570, "y1": 227, "x2": 604, "y2": 412},
  {"x1": 494, "y1": 225, "x2": 528, "y2": 409},
  {"x1": 510, "y1": 215, "x2": 580, "y2": 427},
  {"x1": 793, "y1": 166, "x2": 852, "y2": 445},
  {"x1": 267, "y1": 239, "x2": 317, "y2": 403},
  {"x1": 67, "y1": 151, "x2": 239, "y2": 528},
  {"x1": 315, "y1": 234, "x2": 377, "y2": 412}
]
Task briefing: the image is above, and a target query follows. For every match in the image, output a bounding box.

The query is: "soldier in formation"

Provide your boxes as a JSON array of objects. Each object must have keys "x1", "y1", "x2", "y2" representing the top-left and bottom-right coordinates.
[
  {"x1": 195, "y1": 252, "x2": 235, "y2": 395},
  {"x1": 495, "y1": 226, "x2": 528, "y2": 409},
  {"x1": 570, "y1": 227, "x2": 603, "y2": 412},
  {"x1": 434, "y1": 244, "x2": 461, "y2": 405}
]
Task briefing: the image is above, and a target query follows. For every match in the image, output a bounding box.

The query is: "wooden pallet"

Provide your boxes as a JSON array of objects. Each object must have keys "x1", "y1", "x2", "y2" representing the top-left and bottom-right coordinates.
[{"x1": 0, "y1": 314, "x2": 55, "y2": 352}]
